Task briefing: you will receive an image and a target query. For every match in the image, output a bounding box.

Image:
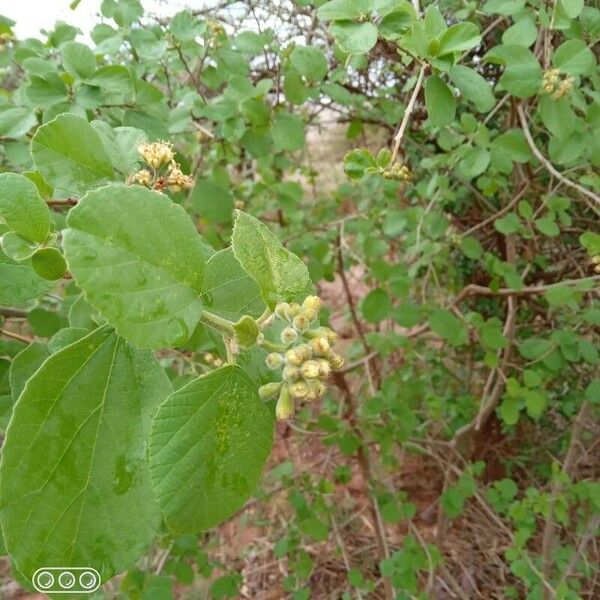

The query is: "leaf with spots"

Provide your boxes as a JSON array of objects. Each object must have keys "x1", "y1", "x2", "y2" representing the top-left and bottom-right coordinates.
[
  {"x1": 0, "y1": 327, "x2": 172, "y2": 587},
  {"x1": 63, "y1": 183, "x2": 206, "y2": 349},
  {"x1": 149, "y1": 365, "x2": 274, "y2": 534}
]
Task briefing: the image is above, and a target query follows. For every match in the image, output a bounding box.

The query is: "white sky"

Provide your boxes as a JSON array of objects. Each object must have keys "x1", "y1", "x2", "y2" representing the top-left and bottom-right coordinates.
[{"x1": 0, "y1": 0, "x2": 216, "y2": 40}]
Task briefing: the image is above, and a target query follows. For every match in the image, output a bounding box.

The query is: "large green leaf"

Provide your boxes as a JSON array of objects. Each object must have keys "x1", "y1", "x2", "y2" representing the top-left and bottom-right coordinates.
[
  {"x1": 8, "y1": 341, "x2": 49, "y2": 402},
  {"x1": 31, "y1": 113, "x2": 114, "y2": 196},
  {"x1": 0, "y1": 249, "x2": 54, "y2": 305},
  {"x1": 61, "y1": 41, "x2": 97, "y2": 79},
  {"x1": 149, "y1": 365, "x2": 273, "y2": 533},
  {"x1": 231, "y1": 210, "x2": 311, "y2": 308},
  {"x1": 0, "y1": 172, "x2": 50, "y2": 242},
  {"x1": 425, "y1": 75, "x2": 456, "y2": 126},
  {"x1": 483, "y1": 45, "x2": 541, "y2": 98},
  {"x1": 317, "y1": 0, "x2": 371, "y2": 20},
  {"x1": 0, "y1": 327, "x2": 171, "y2": 585},
  {"x1": 330, "y1": 21, "x2": 378, "y2": 54},
  {"x1": 0, "y1": 107, "x2": 38, "y2": 138},
  {"x1": 289, "y1": 46, "x2": 328, "y2": 82},
  {"x1": 552, "y1": 39, "x2": 596, "y2": 76},
  {"x1": 201, "y1": 247, "x2": 265, "y2": 320},
  {"x1": 63, "y1": 184, "x2": 206, "y2": 348},
  {"x1": 449, "y1": 66, "x2": 495, "y2": 112},
  {"x1": 438, "y1": 23, "x2": 481, "y2": 55}
]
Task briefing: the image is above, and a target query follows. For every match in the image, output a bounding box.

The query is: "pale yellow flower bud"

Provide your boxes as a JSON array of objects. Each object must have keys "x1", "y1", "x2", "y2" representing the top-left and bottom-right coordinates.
[
  {"x1": 292, "y1": 314, "x2": 310, "y2": 333},
  {"x1": 283, "y1": 365, "x2": 300, "y2": 380},
  {"x1": 166, "y1": 161, "x2": 194, "y2": 191},
  {"x1": 275, "y1": 302, "x2": 290, "y2": 319},
  {"x1": 302, "y1": 295, "x2": 322, "y2": 313},
  {"x1": 276, "y1": 385, "x2": 295, "y2": 420},
  {"x1": 286, "y1": 303, "x2": 302, "y2": 320},
  {"x1": 265, "y1": 353, "x2": 284, "y2": 369},
  {"x1": 259, "y1": 381, "x2": 282, "y2": 400},
  {"x1": 317, "y1": 359, "x2": 331, "y2": 379},
  {"x1": 329, "y1": 353, "x2": 345, "y2": 371},
  {"x1": 301, "y1": 360, "x2": 320, "y2": 379},
  {"x1": 285, "y1": 349, "x2": 303, "y2": 366},
  {"x1": 281, "y1": 327, "x2": 298, "y2": 344},
  {"x1": 309, "y1": 337, "x2": 330, "y2": 356},
  {"x1": 290, "y1": 381, "x2": 309, "y2": 399},
  {"x1": 138, "y1": 141, "x2": 175, "y2": 169},
  {"x1": 128, "y1": 169, "x2": 152, "y2": 187}
]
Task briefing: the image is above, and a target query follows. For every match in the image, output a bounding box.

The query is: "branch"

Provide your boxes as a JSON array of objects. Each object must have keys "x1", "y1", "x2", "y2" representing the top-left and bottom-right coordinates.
[
  {"x1": 517, "y1": 104, "x2": 600, "y2": 207},
  {"x1": 390, "y1": 66, "x2": 425, "y2": 164}
]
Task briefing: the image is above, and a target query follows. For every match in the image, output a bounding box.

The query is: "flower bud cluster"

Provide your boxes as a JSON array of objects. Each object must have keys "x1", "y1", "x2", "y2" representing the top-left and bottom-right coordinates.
[
  {"x1": 129, "y1": 140, "x2": 194, "y2": 193},
  {"x1": 592, "y1": 255, "x2": 600, "y2": 273},
  {"x1": 382, "y1": 163, "x2": 412, "y2": 182},
  {"x1": 258, "y1": 295, "x2": 344, "y2": 421},
  {"x1": 542, "y1": 69, "x2": 573, "y2": 100}
]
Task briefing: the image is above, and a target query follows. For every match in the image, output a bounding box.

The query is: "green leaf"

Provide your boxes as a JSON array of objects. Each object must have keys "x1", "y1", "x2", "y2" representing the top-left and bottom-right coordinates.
[
  {"x1": 31, "y1": 113, "x2": 115, "y2": 196},
  {"x1": 460, "y1": 237, "x2": 483, "y2": 259},
  {"x1": 201, "y1": 247, "x2": 264, "y2": 320},
  {"x1": 61, "y1": 40, "x2": 97, "y2": 79},
  {"x1": 560, "y1": 0, "x2": 584, "y2": 18},
  {"x1": 535, "y1": 216, "x2": 560, "y2": 237},
  {"x1": 31, "y1": 247, "x2": 67, "y2": 280},
  {"x1": 90, "y1": 121, "x2": 146, "y2": 176},
  {"x1": 63, "y1": 184, "x2": 206, "y2": 348},
  {"x1": 448, "y1": 66, "x2": 495, "y2": 112},
  {"x1": 480, "y1": 317, "x2": 507, "y2": 351},
  {"x1": 580, "y1": 231, "x2": 600, "y2": 254},
  {"x1": 8, "y1": 342, "x2": 49, "y2": 402},
  {"x1": 26, "y1": 74, "x2": 67, "y2": 106},
  {"x1": 483, "y1": 0, "x2": 524, "y2": 15},
  {"x1": 524, "y1": 390, "x2": 546, "y2": 419},
  {"x1": 330, "y1": 21, "x2": 378, "y2": 55},
  {"x1": 0, "y1": 248, "x2": 54, "y2": 305},
  {"x1": 317, "y1": 0, "x2": 370, "y2": 21},
  {"x1": 344, "y1": 148, "x2": 377, "y2": 179},
  {"x1": 499, "y1": 396, "x2": 520, "y2": 425},
  {"x1": 231, "y1": 210, "x2": 311, "y2": 309},
  {"x1": 191, "y1": 178, "x2": 234, "y2": 225},
  {"x1": 0, "y1": 327, "x2": 171, "y2": 584},
  {"x1": 361, "y1": 288, "x2": 391, "y2": 323},
  {"x1": 501, "y1": 17, "x2": 538, "y2": 47},
  {"x1": 0, "y1": 107, "x2": 38, "y2": 138},
  {"x1": 483, "y1": 45, "x2": 542, "y2": 98},
  {"x1": 0, "y1": 173, "x2": 50, "y2": 242},
  {"x1": 290, "y1": 46, "x2": 328, "y2": 83},
  {"x1": 27, "y1": 307, "x2": 63, "y2": 337},
  {"x1": 438, "y1": 23, "x2": 481, "y2": 55},
  {"x1": 424, "y1": 75, "x2": 456, "y2": 127},
  {"x1": 458, "y1": 147, "x2": 490, "y2": 179},
  {"x1": 552, "y1": 39, "x2": 596, "y2": 76},
  {"x1": 272, "y1": 112, "x2": 305, "y2": 152},
  {"x1": 149, "y1": 365, "x2": 273, "y2": 533},
  {"x1": 428, "y1": 309, "x2": 467, "y2": 345},
  {"x1": 494, "y1": 212, "x2": 521, "y2": 234}
]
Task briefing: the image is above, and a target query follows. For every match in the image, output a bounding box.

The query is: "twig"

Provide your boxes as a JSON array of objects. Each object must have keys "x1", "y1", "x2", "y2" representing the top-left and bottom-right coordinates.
[
  {"x1": 517, "y1": 104, "x2": 600, "y2": 207},
  {"x1": 390, "y1": 66, "x2": 425, "y2": 164},
  {"x1": 0, "y1": 306, "x2": 27, "y2": 318},
  {"x1": 1, "y1": 328, "x2": 32, "y2": 343}
]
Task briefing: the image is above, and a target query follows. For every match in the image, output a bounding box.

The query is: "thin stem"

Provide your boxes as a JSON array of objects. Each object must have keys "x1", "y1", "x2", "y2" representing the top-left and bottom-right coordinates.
[{"x1": 200, "y1": 309, "x2": 235, "y2": 336}]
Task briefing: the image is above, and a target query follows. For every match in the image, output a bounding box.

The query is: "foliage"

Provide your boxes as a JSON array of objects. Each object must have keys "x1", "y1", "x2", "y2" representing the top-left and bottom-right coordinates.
[{"x1": 0, "y1": 0, "x2": 598, "y2": 598}]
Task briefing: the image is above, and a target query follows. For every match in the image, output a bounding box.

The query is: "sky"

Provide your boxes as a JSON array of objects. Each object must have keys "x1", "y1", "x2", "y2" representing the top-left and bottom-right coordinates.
[{"x1": 0, "y1": 0, "x2": 207, "y2": 40}]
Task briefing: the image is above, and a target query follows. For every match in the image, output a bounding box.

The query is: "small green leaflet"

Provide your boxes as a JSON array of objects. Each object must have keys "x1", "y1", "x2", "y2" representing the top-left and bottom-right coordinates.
[
  {"x1": 0, "y1": 327, "x2": 172, "y2": 586},
  {"x1": 63, "y1": 184, "x2": 206, "y2": 348},
  {"x1": 31, "y1": 113, "x2": 114, "y2": 196},
  {"x1": 231, "y1": 210, "x2": 311, "y2": 308},
  {"x1": 149, "y1": 365, "x2": 274, "y2": 533}
]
